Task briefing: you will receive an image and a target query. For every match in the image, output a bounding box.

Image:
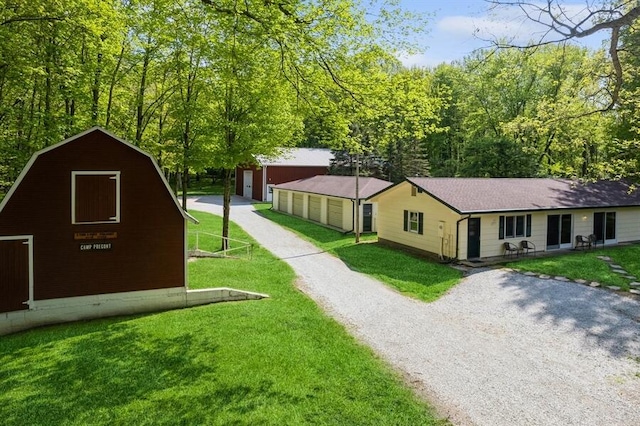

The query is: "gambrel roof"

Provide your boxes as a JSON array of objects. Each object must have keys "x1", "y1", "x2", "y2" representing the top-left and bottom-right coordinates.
[{"x1": 0, "y1": 126, "x2": 197, "y2": 223}]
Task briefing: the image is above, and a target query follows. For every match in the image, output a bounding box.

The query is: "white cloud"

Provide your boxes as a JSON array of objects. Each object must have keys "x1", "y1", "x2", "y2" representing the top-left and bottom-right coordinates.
[{"x1": 437, "y1": 2, "x2": 606, "y2": 46}]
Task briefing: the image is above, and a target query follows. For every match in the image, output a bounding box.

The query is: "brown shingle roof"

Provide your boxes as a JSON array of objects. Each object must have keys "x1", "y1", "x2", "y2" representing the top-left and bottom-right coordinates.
[
  {"x1": 406, "y1": 178, "x2": 640, "y2": 214},
  {"x1": 275, "y1": 175, "x2": 392, "y2": 199}
]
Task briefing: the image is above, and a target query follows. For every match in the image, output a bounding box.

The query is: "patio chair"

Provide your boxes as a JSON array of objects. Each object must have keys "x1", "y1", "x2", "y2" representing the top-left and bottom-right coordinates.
[
  {"x1": 575, "y1": 235, "x2": 590, "y2": 250},
  {"x1": 520, "y1": 240, "x2": 536, "y2": 256},
  {"x1": 503, "y1": 242, "x2": 520, "y2": 258}
]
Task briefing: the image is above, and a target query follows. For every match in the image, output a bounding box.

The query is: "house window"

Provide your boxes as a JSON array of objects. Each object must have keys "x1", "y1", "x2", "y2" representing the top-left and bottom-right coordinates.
[
  {"x1": 499, "y1": 214, "x2": 532, "y2": 239},
  {"x1": 411, "y1": 186, "x2": 417, "y2": 196},
  {"x1": 403, "y1": 210, "x2": 424, "y2": 234},
  {"x1": 72, "y1": 171, "x2": 120, "y2": 224}
]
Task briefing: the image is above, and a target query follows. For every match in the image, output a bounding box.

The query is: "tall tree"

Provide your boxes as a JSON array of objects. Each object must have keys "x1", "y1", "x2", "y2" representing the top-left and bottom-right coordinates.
[
  {"x1": 207, "y1": 8, "x2": 301, "y2": 248},
  {"x1": 488, "y1": 0, "x2": 640, "y2": 109}
]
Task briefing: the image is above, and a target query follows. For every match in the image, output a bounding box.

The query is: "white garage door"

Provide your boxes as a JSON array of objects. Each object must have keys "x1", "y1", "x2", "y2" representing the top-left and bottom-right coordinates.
[
  {"x1": 309, "y1": 196, "x2": 321, "y2": 222},
  {"x1": 292, "y1": 193, "x2": 304, "y2": 217},
  {"x1": 278, "y1": 190, "x2": 288, "y2": 212},
  {"x1": 327, "y1": 199, "x2": 343, "y2": 229}
]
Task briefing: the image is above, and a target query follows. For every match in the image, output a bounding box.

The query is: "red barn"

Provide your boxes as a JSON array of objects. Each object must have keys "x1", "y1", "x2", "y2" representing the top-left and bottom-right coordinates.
[
  {"x1": 235, "y1": 148, "x2": 333, "y2": 201},
  {"x1": 0, "y1": 127, "x2": 264, "y2": 335}
]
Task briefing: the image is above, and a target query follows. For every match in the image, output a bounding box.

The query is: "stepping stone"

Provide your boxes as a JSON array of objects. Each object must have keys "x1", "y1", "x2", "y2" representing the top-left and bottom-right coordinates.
[
  {"x1": 607, "y1": 286, "x2": 622, "y2": 291},
  {"x1": 610, "y1": 264, "x2": 622, "y2": 268},
  {"x1": 574, "y1": 279, "x2": 587, "y2": 284},
  {"x1": 612, "y1": 269, "x2": 628, "y2": 274},
  {"x1": 590, "y1": 282, "x2": 601, "y2": 287},
  {"x1": 630, "y1": 282, "x2": 640, "y2": 287},
  {"x1": 597, "y1": 256, "x2": 611, "y2": 261},
  {"x1": 624, "y1": 276, "x2": 637, "y2": 280},
  {"x1": 523, "y1": 271, "x2": 537, "y2": 276},
  {"x1": 538, "y1": 274, "x2": 550, "y2": 279},
  {"x1": 554, "y1": 276, "x2": 570, "y2": 282},
  {"x1": 630, "y1": 289, "x2": 640, "y2": 295}
]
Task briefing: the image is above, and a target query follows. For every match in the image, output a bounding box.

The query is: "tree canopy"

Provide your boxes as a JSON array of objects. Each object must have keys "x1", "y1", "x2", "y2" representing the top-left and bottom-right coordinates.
[{"x1": 1, "y1": 0, "x2": 640, "y2": 199}]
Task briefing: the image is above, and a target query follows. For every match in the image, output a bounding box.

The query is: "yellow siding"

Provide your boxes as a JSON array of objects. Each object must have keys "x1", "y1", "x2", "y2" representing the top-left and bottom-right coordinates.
[
  {"x1": 377, "y1": 183, "x2": 640, "y2": 260},
  {"x1": 475, "y1": 212, "x2": 547, "y2": 258},
  {"x1": 376, "y1": 182, "x2": 460, "y2": 259},
  {"x1": 615, "y1": 208, "x2": 640, "y2": 242}
]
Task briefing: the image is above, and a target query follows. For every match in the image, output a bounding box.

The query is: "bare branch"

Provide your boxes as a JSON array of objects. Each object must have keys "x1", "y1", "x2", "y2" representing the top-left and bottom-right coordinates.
[{"x1": 486, "y1": 1, "x2": 640, "y2": 108}]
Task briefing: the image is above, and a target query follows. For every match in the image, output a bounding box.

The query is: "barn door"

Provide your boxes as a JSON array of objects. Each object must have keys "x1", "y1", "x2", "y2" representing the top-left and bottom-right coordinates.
[{"x1": 0, "y1": 237, "x2": 31, "y2": 313}]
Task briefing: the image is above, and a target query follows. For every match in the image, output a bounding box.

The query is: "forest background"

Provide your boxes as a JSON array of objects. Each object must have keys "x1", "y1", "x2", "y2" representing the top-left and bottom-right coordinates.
[{"x1": 1, "y1": 0, "x2": 639, "y2": 197}]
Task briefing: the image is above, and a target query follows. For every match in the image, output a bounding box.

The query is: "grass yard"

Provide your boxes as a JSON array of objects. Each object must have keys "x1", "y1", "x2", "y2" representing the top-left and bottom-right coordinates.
[
  {"x1": 508, "y1": 244, "x2": 640, "y2": 291},
  {"x1": 179, "y1": 179, "x2": 225, "y2": 196},
  {"x1": 254, "y1": 204, "x2": 462, "y2": 303},
  {"x1": 0, "y1": 210, "x2": 446, "y2": 426}
]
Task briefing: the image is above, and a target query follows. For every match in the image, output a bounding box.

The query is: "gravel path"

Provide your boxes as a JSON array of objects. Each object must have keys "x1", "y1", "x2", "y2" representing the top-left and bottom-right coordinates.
[{"x1": 188, "y1": 196, "x2": 640, "y2": 426}]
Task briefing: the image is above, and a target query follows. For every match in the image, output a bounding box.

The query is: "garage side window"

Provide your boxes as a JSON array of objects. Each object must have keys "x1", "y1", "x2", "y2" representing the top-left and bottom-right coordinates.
[
  {"x1": 403, "y1": 210, "x2": 424, "y2": 235},
  {"x1": 72, "y1": 171, "x2": 120, "y2": 224}
]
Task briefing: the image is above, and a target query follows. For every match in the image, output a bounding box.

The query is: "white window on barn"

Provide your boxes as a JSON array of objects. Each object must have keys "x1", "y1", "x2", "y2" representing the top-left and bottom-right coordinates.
[{"x1": 72, "y1": 171, "x2": 121, "y2": 224}]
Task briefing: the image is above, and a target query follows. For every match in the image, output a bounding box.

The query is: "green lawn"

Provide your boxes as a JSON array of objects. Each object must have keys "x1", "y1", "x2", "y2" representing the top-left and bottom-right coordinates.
[
  {"x1": 508, "y1": 244, "x2": 640, "y2": 291},
  {"x1": 255, "y1": 204, "x2": 462, "y2": 302},
  {"x1": 0, "y1": 211, "x2": 446, "y2": 426},
  {"x1": 179, "y1": 179, "x2": 225, "y2": 196}
]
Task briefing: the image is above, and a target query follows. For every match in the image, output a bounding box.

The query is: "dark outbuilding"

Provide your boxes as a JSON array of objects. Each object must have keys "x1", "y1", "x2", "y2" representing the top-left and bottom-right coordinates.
[{"x1": 0, "y1": 127, "x2": 264, "y2": 335}]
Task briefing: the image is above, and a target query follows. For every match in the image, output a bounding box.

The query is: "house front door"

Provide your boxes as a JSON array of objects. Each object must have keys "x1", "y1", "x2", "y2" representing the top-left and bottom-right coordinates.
[
  {"x1": 242, "y1": 170, "x2": 253, "y2": 198},
  {"x1": 467, "y1": 218, "x2": 481, "y2": 259},
  {"x1": 362, "y1": 204, "x2": 373, "y2": 232},
  {"x1": 547, "y1": 214, "x2": 572, "y2": 249}
]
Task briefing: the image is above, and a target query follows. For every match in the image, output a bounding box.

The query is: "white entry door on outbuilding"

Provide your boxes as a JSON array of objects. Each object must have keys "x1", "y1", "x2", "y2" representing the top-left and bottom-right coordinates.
[{"x1": 243, "y1": 170, "x2": 253, "y2": 198}]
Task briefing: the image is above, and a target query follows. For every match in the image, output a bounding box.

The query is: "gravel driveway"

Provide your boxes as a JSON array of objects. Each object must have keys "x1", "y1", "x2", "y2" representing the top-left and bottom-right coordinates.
[{"x1": 188, "y1": 196, "x2": 640, "y2": 426}]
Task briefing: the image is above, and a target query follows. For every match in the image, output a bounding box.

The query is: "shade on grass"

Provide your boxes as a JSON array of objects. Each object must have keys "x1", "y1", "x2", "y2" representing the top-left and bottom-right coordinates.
[
  {"x1": 508, "y1": 244, "x2": 640, "y2": 291},
  {"x1": 0, "y1": 211, "x2": 446, "y2": 426},
  {"x1": 255, "y1": 204, "x2": 461, "y2": 302}
]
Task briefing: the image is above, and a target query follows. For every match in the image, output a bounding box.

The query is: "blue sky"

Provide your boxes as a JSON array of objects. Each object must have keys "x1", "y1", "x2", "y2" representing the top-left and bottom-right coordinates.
[{"x1": 390, "y1": 0, "x2": 609, "y2": 67}]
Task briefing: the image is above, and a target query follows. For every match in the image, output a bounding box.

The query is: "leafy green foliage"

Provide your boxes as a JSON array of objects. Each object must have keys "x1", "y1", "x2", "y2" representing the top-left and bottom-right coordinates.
[{"x1": 0, "y1": 210, "x2": 446, "y2": 425}]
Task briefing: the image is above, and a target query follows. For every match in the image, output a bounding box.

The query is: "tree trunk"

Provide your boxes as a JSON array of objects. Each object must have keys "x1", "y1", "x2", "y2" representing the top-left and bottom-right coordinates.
[
  {"x1": 91, "y1": 52, "x2": 103, "y2": 124},
  {"x1": 221, "y1": 168, "x2": 233, "y2": 251},
  {"x1": 136, "y1": 41, "x2": 151, "y2": 145},
  {"x1": 105, "y1": 41, "x2": 125, "y2": 128},
  {"x1": 354, "y1": 151, "x2": 360, "y2": 243}
]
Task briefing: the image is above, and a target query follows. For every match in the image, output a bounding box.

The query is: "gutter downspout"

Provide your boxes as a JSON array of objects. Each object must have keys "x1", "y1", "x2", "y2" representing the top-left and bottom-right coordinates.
[
  {"x1": 455, "y1": 215, "x2": 471, "y2": 260},
  {"x1": 344, "y1": 199, "x2": 356, "y2": 234}
]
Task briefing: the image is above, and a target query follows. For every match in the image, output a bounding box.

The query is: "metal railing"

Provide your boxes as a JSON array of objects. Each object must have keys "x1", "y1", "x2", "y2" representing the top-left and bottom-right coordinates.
[{"x1": 188, "y1": 231, "x2": 253, "y2": 259}]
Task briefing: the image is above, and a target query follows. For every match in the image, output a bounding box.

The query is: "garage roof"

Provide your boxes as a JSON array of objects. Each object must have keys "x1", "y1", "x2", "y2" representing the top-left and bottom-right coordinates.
[
  {"x1": 257, "y1": 148, "x2": 333, "y2": 167},
  {"x1": 274, "y1": 175, "x2": 392, "y2": 200}
]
